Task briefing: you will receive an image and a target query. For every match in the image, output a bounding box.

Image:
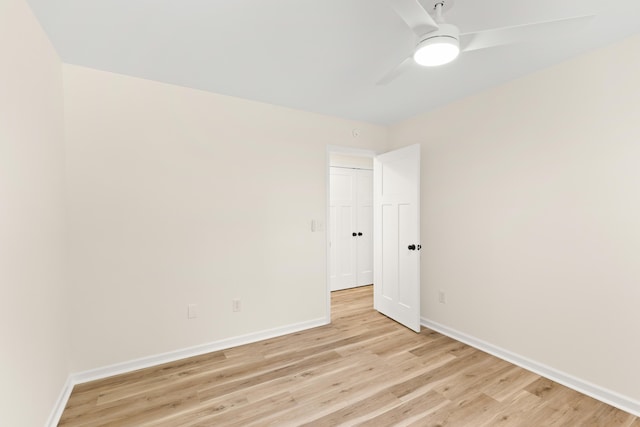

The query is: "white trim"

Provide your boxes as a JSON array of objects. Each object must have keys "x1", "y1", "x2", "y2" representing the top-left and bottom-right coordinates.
[
  {"x1": 421, "y1": 317, "x2": 640, "y2": 417},
  {"x1": 48, "y1": 315, "x2": 639, "y2": 424},
  {"x1": 326, "y1": 145, "x2": 377, "y2": 158},
  {"x1": 47, "y1": 317, "x2": 327, "y2": 426},
  {"x1": 325, "y1": 147, "x2": 332, "y2": 323},
  {"x1": 72, "y1": 317, "x2": 328, "y2": 384},
  {"x1": 46, "y1": 375, "x2": 74, "y2": 427}
]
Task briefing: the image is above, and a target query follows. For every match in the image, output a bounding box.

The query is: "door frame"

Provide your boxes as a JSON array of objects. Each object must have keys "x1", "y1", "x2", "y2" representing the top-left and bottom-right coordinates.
[{"x1": 325, "y1": 145, "x2": 377, "y2": 323}]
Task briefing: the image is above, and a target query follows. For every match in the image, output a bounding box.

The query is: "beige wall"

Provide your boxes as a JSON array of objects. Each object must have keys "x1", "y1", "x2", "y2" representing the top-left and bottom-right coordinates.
[
  {"x1": 390, "y1": 34, "x2": 640, "y2": 402},
  {"x1": 4, "y1": 0, "x2": 640, "y2": 418},
  {"x1": 0, "y1": 0, "x2": 69, "y2": 425},
  {"x1": 63, "y1": 64, "x2": 388, "y2": 372}
]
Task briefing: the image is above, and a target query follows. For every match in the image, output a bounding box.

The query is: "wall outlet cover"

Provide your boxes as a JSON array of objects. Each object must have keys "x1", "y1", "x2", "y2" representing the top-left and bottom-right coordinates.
[{"x1": 188, "y1": 304, "x2": 198, "y2": 319}]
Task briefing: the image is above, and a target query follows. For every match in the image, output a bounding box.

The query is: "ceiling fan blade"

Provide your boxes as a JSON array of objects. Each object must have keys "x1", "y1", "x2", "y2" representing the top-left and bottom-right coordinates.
[
  {"x1": 389, "y1": 0, "x2": 439, "y2": 36},
  {"x1": 460, "y1": 14, "x2": 595, "y2": 52},
  {"x1": 377, "y1": 56, "x2": 414, "y2": 85}
]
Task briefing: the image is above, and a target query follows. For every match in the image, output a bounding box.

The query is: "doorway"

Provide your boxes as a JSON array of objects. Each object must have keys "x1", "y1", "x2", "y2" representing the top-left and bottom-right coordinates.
[
  {"x1": 326, "y1": 146, "x2": 376, "y2": 321},
  {"x1": 329, "y1": 158, "x2": 374, "y2": 291},
  {"x1": 325, "y1": 144, "x2": 422, "y2": 332}
]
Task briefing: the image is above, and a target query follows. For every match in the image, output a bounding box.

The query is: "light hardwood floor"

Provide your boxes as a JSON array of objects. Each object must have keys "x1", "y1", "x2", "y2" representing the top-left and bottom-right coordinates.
[{"x1": 59, "y1": 286, "x2": 638, "y2": 426}]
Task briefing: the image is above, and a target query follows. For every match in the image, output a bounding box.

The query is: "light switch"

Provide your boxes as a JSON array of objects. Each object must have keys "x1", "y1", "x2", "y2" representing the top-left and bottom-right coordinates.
[
  {"x1": 188, "y1": 304, "x2": 198, "y2": 319},
  {"x1": 311, "y1": 219, "x2": 324, "y2": 232}
]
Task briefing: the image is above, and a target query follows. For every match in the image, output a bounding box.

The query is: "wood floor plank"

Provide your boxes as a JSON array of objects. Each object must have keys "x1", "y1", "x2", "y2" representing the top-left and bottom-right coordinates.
[
  {"x1": 479, "y1": 390, "x2": 546, "y2": 427},
  {"x1": 355, "y1": 390, "x2": 449, "y2": 427},
  {"x1": 406, "y1": 392, "x2": 501, "y2": 427},
  {"x1": 58, "y1": 285, "x2": 638, "y2": 426},
  {"x1": 481, "y1": 364, "x2": 541, "y2": 402},
  {"x1": 195, "y1": 350, "x2": 342, "y2": 403},
  {"x1": 581, "y1": 403, "x2": 638, "y2": 426}
]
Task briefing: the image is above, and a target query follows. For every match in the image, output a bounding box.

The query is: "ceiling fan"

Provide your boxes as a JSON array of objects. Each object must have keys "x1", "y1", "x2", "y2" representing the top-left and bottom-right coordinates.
[{"x1": 379, "y1": 0, "x2": 594, "y2": 84}]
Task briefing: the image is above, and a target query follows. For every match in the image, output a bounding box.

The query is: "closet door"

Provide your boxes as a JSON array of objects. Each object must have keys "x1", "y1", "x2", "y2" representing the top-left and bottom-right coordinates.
[
  {"x1": 329, "y1": 168, "x2": 357, "y2": 291},
  {"x1": 356, "y1": 169, "x2": 373, "y2": 286}
]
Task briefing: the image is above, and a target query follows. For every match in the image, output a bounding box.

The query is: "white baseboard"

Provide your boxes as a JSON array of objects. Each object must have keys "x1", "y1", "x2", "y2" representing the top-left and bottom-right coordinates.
[
  {"x1": 45, "y1": 375, "x2": 74, "y2": 427},
  {"x1": 47, "y1": 316, "x2": 328, "y2": 426},
  {"x1": 421, "y1": 317, "x2": 640, "y2": 417}
]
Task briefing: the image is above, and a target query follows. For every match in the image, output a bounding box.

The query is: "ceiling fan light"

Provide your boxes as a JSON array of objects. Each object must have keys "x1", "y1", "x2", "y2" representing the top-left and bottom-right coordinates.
[
  {"x1": 413, "y1": 23, "x2": 461, "y2": 67},
  {"x1": 413, "y1": 36, "x2": 460, "y2": 66}
]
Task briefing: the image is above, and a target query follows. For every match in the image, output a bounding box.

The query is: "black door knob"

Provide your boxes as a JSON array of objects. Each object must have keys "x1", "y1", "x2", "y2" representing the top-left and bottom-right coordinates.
[
  {"x1": 352, "y1": 232, "x2": 357, "y2": 237},
  {"x1": 408, "y1": 244, "x2": 416, "y2": 250},
  {"x1": 357, "y1": 232, "x2": 363, "y2": 236}
]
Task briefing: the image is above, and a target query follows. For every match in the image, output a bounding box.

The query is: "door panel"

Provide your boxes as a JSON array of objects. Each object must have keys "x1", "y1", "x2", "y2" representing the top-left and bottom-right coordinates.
[
  {"x1": 398, "y1": 203, "x2": 412, "y2": 308},
  {"x1": 356, "y1": 169, "x2": 373, "y2": 285},
  {"x1": 338, "y1": 205, "x2": 356, "y2": 288},
  {"x1": 380, "y1": 203, "x2": 397, "y2": 301},
  {"x1": 356, "y1": 203, "x2": 373, "y2": 285},
  {"x1": 374, "y1": 144, "x2": 421, "y2": 332},
  {"x1": 330, "y1": 167, "x2": 375, "y2": 291},
  {"x1": 329, "y1": 168, "x2": 357, "y2": 291},
  {"x1": 331, "y1": 173, "x2": 354, "y2": 200}
]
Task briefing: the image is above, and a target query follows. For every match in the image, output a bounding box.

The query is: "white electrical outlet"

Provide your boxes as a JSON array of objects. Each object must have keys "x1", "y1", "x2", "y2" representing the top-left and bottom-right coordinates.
[
  {"x1": 438, "y1": 291, "x2": 446, "y2": 304},
  {"x1": 188, "y1": 304, "x2": 198, "y2": 319},
  {"x1": 232, "y1": 299, "x2": 241, "y2": 312}
]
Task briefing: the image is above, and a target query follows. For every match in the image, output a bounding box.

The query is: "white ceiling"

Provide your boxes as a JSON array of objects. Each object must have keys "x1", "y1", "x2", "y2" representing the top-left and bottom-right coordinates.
[{"x1": 26, "y1": 0, "x2": 640, "y2": 125}]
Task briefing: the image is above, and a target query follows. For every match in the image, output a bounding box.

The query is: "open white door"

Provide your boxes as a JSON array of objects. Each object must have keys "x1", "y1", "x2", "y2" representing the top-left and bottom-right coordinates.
[{"x1": 373, "y1": 144, "x2": 421, "y2": 332}]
